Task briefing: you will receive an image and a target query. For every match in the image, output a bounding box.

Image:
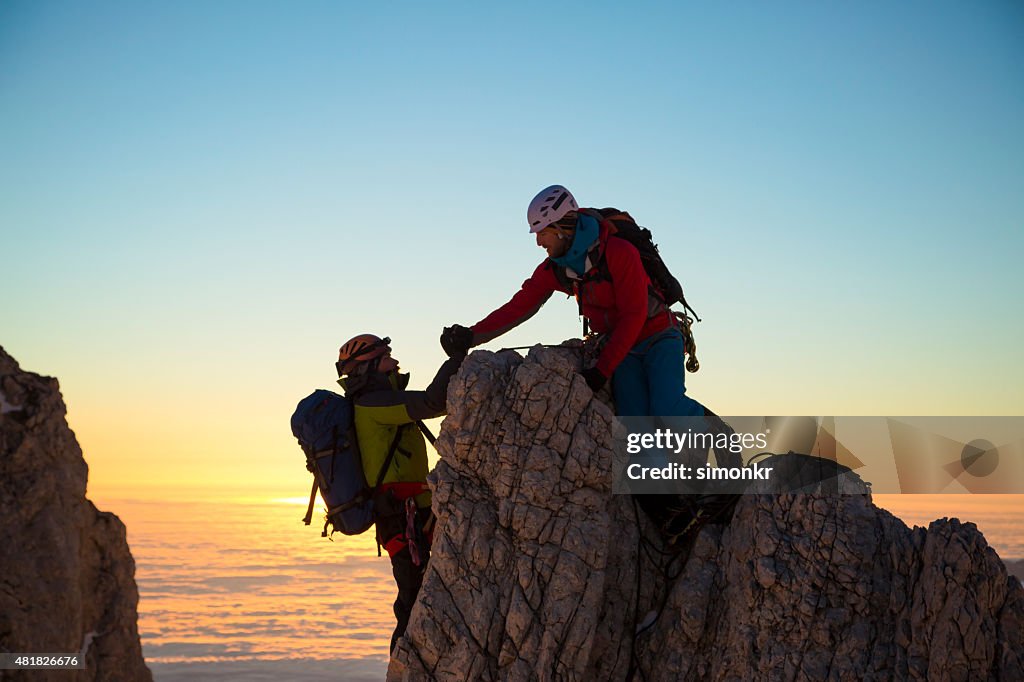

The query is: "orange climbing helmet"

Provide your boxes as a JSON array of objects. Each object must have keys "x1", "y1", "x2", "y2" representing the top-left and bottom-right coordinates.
[{"x1": 336, "y1": 334, "x2": 391, "y2": 376}]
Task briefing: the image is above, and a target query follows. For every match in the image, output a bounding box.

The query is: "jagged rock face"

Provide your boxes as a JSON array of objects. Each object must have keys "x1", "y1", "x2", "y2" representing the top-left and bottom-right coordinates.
[
  {"x1": 389, "y1": 347, "x2": 1024, "y2": 681},
  {"x1": 0, "y1": 347, "x2": 151, "y2": 682}
]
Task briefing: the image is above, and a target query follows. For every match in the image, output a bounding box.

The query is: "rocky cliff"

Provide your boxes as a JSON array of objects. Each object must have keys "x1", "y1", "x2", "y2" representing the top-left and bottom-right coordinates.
[
  {"x1": 0, "y1": 347, "x2": 151, "y2": 681},
  {"x1": 389, "y1": 347, "x2": 1024, "y2": 681}
]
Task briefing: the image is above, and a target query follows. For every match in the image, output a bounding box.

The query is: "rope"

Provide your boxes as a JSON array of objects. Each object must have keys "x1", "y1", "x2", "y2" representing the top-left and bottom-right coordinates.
[
  {"x1": 626, "y1": 491, "x2": 745, "y2": 680},
  {"x1": 497, "y1": 344, "x2": 568, "y2": 351},
  {"x1": 627, "y1": 496, "x2": 692, "y2": 682},
  {"x1": 626, "y1": 496, "x2": 648, "y2": 682}
]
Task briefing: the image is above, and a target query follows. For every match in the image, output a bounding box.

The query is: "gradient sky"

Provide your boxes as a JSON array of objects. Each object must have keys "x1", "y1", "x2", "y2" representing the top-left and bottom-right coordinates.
[{"x1": 2, "y1": 1, "x2": 1022, "y2": 496}]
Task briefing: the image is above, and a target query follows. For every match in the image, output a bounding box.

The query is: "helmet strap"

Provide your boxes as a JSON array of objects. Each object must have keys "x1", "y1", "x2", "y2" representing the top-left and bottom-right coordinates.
[{"x1": 367, "y1": 356, "x2": 383, "y2": 375}]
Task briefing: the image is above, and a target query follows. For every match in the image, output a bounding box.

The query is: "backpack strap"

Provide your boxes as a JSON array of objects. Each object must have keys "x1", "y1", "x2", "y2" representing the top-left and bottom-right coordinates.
[
  {"x1": 546, "y1": 259, "x2": 574, "y2": 291},
  {"x1": 416, "y1": 420, "x2": 436, "y2": 445},
  {"x1": 548, "y1": 213, "x2": 608, "y2": 337},
  {"x1": 302, "y1": 425, "x2": 340, "y2": 526},
  {"x1": 372, "y1": 424, "x2": 410, "y2": 492},
  {"x1": 303, "y1": 478, "x2": 320, "y2": 527},
  {"x1": 560, "y1": 209, "x2": 650, "y2": 337},
  {"x1": 370, "y1": 424, "x2": 411, "y2": 555}
]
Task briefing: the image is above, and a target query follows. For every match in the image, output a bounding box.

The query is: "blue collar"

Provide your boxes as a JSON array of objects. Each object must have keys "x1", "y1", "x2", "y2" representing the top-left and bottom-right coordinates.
[{"x1": 550, "y1": 213, "x2": 599, "y2": 276}]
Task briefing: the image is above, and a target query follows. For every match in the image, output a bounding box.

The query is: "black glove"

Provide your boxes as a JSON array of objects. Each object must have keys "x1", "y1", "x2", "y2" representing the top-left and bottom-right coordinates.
[
  {"x1": 440, "y1": 324, "x2": 474, "y2": 358},
  {"x1": 581, "y1": 366, "x2": 607, "y2": 392}
]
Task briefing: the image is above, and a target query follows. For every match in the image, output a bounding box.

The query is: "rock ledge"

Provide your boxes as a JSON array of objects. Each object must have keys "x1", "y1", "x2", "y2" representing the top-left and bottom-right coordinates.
[
  {"x1": 0, "y1": 346, "x2": 151, "y2": 682},
  {"x1": 389, "y1": 347, "x2": 1024, "y2": 681}
]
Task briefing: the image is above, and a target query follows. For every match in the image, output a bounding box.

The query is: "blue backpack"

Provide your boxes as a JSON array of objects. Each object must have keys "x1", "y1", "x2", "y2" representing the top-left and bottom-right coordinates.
[{"x1": 290, "y1": 389, "x2": 405, "y2": 537}]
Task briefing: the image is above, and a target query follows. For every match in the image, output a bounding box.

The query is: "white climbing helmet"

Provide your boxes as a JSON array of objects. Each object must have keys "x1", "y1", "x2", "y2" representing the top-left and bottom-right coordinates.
[{"x1": 527, "y1": 185, "x2": 578, "y2": 233}]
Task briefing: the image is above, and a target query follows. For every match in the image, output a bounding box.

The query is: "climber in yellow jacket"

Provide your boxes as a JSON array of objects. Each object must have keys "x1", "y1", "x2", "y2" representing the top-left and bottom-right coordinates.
[{"x1": 336, "y1": 333, "x2": 465, "y2": 652}]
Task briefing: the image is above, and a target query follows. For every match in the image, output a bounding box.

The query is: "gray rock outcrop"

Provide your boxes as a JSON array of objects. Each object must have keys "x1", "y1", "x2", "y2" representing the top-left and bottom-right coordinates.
[
  {"x1": 0, "y1": 347, "x2": 151, "y2": 681},
  {"x1": 389, "y1": 347, "x2": 1024, "y2": 681}
]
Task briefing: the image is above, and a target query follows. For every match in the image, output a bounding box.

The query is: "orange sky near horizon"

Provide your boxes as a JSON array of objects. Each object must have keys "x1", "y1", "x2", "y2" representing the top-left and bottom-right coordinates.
[{"x1": 873, "y1": 493, "x2": 1024, "y2": 536}]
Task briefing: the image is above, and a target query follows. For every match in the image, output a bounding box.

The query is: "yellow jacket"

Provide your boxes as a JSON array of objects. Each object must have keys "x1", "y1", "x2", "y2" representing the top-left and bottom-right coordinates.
[{"x1": 338, "y1": 355, "x2": 463, "y2": 509}]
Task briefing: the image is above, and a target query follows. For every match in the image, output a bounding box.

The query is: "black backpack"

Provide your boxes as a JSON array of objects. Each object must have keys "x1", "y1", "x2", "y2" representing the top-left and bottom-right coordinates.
[
  {"x1": 589, "y1": 208, "x2": 699, "y2": 320},
  {"x1": 553, "y1": 208, "x2": 701, "y2": 371}
]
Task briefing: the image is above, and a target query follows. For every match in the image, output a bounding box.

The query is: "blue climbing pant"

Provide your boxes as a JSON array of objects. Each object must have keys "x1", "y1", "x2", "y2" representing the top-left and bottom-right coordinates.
[
  {"x1": 614, "y1": 327, "x2": 708, "y2": 497},
  {"x1": 612, "y1": 327, "x2": 705, "y2": 419}
]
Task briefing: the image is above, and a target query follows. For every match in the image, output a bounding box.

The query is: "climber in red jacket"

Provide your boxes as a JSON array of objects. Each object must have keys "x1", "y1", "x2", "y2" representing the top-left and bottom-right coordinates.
[
  {"x1": 441, "y1": 184, "x2": 704, "y2": 420},
  {"x1": 439, "y1": 185, "x2": 742, "y2": 537}
]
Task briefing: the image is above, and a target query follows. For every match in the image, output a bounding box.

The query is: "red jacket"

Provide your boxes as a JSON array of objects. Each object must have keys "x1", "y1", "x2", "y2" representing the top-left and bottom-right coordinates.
[{"x1": 472, "y1": 220, "x2": 673, "y2": 377}]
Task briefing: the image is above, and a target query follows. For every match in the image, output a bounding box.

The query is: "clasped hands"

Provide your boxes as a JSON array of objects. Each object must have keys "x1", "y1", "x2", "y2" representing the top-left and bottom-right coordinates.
[{"x1": 439, "y1": 324, "x2": 606, "y2": 392}]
